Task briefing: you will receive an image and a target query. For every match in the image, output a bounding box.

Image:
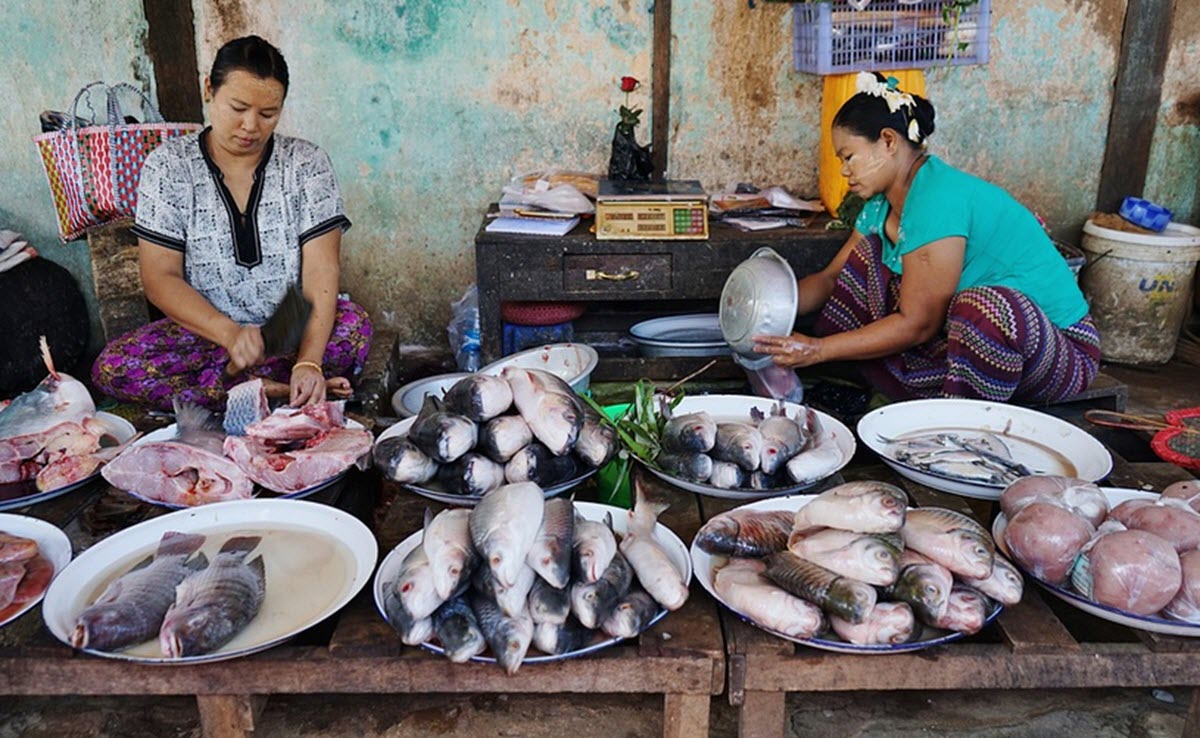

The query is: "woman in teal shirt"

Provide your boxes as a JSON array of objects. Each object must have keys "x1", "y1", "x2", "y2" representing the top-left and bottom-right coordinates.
[{"x1": 754, "y1": 73, "x2": 1099, "y2": 402}]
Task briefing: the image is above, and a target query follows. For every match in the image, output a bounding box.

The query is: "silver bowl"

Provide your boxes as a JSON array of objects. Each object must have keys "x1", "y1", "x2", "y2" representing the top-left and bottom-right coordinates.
[{"x1": 719, "y1": 247, "x2": 799, "y2": 356}]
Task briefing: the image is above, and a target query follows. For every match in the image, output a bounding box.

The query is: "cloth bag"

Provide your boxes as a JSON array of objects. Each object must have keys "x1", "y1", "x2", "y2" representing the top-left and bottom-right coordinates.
[{"x1": 32, "y1": 82, "x2": 202, "y2": 242}]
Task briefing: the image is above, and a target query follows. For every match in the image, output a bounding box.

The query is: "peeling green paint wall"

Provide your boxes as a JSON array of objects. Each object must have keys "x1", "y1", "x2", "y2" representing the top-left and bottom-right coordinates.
[
  {"x1": 0, "y1": 1, "x2": 153, "y2": 351},
  {"x1": 1145, "y1": 0, "x2": 1200, "y2": 226}
]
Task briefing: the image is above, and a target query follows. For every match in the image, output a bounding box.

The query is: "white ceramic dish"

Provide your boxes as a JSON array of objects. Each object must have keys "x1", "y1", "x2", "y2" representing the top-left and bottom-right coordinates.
[
  {"x1": 0, "y1": 513, "x2": 72, "y2": 629},
  {"x1": 43, "y1": 499, "x2": 377, "y2": 664},
  {"x1": 857, "y1": 399, "x2": 1113, "y2": 500},
  {"x1": 692, "y1": 495, "x2": 1002, "y2": 653},
  {"x1": 478, "y1": 343, "x2": 599, "y2": 393},
  {"x1": 640, "y1": 395, "x2": 855, "y2": 500},
  {"x1": 391, "y1": 373, "x2": 472, "y2": 418},
  {"x1": 0, "y1": 412, "x2": 137, "y2": 512},
  {"x1": 112, "y1": 417, "x2": 365, "y2": 508},
  {"x1": 374, "y1": 418, "x2": 598, "y2": 505},
  {"x1": 629, "y1": 314, "x2": 731, "y2": 358},
  {"x1": 374, "y1": 500, "x2": 692, "y2": 663},
  {"x1": 994, "y1": 487, "x2": 1200, "y2": 637}
]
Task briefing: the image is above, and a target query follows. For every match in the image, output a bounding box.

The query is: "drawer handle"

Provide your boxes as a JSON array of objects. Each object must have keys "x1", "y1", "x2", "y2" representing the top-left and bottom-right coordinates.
[{"x1": 585, "y1": 269, "x2": 641, "y2": 282}]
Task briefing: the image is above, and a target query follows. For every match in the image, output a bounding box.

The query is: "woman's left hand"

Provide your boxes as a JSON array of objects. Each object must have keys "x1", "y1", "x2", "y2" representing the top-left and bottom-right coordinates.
[
  {"x1": 752, "y1": 332, "x2": 825, "y2": 368},
  {"x1": 290, "y1": 363, "x2": 326, "y2": 406}
]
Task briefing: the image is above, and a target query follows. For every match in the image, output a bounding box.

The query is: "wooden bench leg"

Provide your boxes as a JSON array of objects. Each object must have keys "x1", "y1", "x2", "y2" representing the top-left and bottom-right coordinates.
[
  {"x1": 196, "y1": 694, "x2": 266, "y2": 738},
  {"x1": 664, "y1": 693, "x2": 710, "y2": 738},
  {"x1": 1184, "y1": 688, "x2": 1200, "y2": 738},
  {"x1": 738, "y1": 690, "x2": 786, "y2": 738}
]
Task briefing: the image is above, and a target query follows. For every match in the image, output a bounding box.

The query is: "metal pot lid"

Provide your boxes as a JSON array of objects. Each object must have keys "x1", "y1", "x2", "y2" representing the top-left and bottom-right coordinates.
[{"x1": 720, "y1": 247, "x2": 798, "y2": 356}]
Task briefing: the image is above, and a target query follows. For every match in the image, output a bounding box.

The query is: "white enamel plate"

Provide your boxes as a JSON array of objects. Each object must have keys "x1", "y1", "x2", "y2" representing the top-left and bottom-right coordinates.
[{"x1": 0, "y1": 513, "x2": 72, "y2": 629}]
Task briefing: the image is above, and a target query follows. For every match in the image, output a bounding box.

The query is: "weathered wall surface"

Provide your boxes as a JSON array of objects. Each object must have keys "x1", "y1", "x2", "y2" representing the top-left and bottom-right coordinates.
[
  {"x1": 1145, "y1": 0, "x2": 1200, "y2": 225},
  {"x1": 0, "y1": 1, "x2": 153, "y2": 350},
  {"x1": 1, "y1": 0, "x2": 1196, "y2": 353}
]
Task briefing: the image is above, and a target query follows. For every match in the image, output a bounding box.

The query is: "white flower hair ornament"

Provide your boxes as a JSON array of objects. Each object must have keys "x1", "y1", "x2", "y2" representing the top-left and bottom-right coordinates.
[{"x1": 856, "y1": 72, "x2": 924, "y2": 145}]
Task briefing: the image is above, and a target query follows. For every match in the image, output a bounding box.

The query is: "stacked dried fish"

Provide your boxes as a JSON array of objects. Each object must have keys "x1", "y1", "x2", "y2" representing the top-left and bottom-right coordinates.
[
  {"x1": 380, "y1": 479, "x2": 689, "y2": 674},
  {"x1": 374, "y1": 369, "x2": 617, "y2": 496},
  {"x1": 697, "y1": 481, "x2": 1022, "y2": 646},
  {"x1": 881, "y1": 431, "x2": 1033, "y2": 485},
  {"x1": 656, "y1": 401, "x2": 842, "y2": 491}
]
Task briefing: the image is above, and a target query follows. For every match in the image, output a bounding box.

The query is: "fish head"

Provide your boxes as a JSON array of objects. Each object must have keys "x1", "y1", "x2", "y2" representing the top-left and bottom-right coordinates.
[
  {"x1": 851, "y1": 538, "x2": 901, "y2": 581},
  {"x1": 897, "y1": 565, "x2": 950, "y2": 622},
  {"x1": 862, "y1": 488, "x2": 907, "y2": 529},
  {"x1": 71, "y1": 604, "x2": 129, "y2": 649},
  {"x1": 953, "y1": 531, "x2": 996, "y2": 579},
  {"x1": 160, "y1": 607, "x2": 213, "y2": 658},
  {"x1": 871, "y1": 603, "x2": 917, "y2": 645},
  {"x1": 532, "y1": 543, "x2": 570, "y2": 589}
]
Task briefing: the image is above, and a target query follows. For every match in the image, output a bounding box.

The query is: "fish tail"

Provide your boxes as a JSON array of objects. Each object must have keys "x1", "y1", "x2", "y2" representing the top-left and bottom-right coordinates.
[
  {"x1": 218, "y1": 536, "x2": 262, "y2": 556},
  {"x1": 173, "y1": 400, "x2": 220, "y2": 434},
  {"x1": 157, "y1": 531, "x2": 207, "y2": 558},
  {"x1": 39, "y1": 335, "x2": 59, "y2": 380}
]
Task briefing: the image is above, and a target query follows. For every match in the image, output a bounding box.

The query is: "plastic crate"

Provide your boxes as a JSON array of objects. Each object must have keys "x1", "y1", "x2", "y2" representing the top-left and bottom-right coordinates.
[{"x1": 793, "y1": 0, "x2": 990, "y2": 75}]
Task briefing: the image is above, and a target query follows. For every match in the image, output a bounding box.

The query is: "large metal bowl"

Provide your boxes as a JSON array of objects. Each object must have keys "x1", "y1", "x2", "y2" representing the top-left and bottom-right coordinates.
[
  {"x1": 719, "y1": 247, "x2": 798, "y2": 356},
  {"x1": 390, "y1": 372, "x2": 472, "y2": 418},
  {"x1": 478, "y1": 342, "x2": 599, "y2": 393}
]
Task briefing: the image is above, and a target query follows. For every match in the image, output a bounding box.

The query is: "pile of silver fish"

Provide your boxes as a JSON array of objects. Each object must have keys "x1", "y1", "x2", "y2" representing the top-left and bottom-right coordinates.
[
  {"x1": 882, "y1": 431, "x2": 1033, "y2": 486},
  {"x1": 655, "y1": 401, "x2": 842, "y2": 490},
  {"x1": 72, "y1": 531, "x2": 266, "y2": 658},
  {"x1": 380, "y1": 478, "x2": 689, "y2": 674},
  {"x1": 1, "y1": 337, "x2": 130, "y2": 492},
  {"x1": 374, "y1": 368, "x2": 617, "y2": 496},
  {"x1": 1003, "y1": 475, "x2": 1200, "y2": 621},
  {"x1": 697, "y1": 480, "x2": 1022, "y2": 646}
]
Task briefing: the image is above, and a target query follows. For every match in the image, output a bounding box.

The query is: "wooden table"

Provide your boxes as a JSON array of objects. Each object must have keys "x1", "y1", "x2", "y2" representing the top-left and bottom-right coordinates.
[
  {"x1": 0, "y1": 461, "x2": 724, "y2": 737},
  {"x1": 706, "y1": 453, "x2": 1200, "y2": 738}
]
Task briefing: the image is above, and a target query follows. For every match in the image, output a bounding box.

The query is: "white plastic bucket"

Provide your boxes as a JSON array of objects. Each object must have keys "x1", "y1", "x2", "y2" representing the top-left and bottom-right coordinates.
[{"x1": 1080, "y1": 219, "x2": 1200, "y2": 364}]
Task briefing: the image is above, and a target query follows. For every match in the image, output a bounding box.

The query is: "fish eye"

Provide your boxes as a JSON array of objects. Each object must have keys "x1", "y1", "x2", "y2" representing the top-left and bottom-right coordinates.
[
  {"x1": 401, "y1": 582, "x2": 413, "y2": 593},
  {"x1": 925, "y1": 585, "x2": 939, "y2": 597},
  {"x1": 450, "y1": 567, "x2": 460, "y2": 576}
]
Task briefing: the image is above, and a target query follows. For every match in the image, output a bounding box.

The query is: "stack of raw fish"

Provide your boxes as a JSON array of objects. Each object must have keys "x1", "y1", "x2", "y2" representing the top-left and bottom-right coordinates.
[
  {"x1": 0, "y1": 337, "x2": 126, "y2": 492},
  {"x1": 380, "y1": 480, "x2": 689, "y2": 674},
  {"x1": 1003, "y1": 476, "x2": 1200, "y2": 621},
  {"x1": 697, "y1": 481, "x2": 1022, "y2": 645},
  {"x1": 0, "y1": 531, "x2": 54, "y2": 616},
  {"x1": 103, "y1": 380, "x2": 372, "y2": 505},
  {"x1": 655, "y1": 401, "x2": 842, "y2": 490},
  {"x1": 72, "y1": 531, "x2": 265, "y2": 658},
  {"x1": 882, "y1": 431, "x2": 1032, "y2": 486},
  {"x1": 374, "y1": 368, "x2": 616, "y2": 496}
]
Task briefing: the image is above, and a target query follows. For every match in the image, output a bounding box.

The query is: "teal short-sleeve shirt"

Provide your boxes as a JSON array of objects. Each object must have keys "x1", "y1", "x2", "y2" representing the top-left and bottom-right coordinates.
[{"x1": 852, "y1": 155, "x2": 1089, "y2": 328}]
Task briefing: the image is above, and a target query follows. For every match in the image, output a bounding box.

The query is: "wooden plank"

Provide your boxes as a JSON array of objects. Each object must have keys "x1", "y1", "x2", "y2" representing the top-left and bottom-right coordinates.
[
  {"x1": 195, "y1": 694, "x2": 262, "y2": 738},
  {"x1": 662, "y1": 693, "x2": 708, "y2": 738},
  {"x1": 738, "y1": 690, "x2": 786, "y2": 738},
  {"x1": 1095, "y1": 0, "x2": 1178, "y2": 213},
  {"x1": 994, "y1": 588, "x2": 1081, "y2": 654},
  {"x1": 1186, "y1": 688, "x2": 1200, "y2": 738},
  {"x1": 142, "y1": 0, "x2": 204, "y2": 123},
  {"x1": 651, "y1": 0, "x2": 672, "y2": 181}
]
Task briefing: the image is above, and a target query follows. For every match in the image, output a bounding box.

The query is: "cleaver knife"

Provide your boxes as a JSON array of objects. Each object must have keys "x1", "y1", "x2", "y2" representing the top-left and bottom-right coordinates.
[{"x1": 226, "y1": 285, "x2": 312, "y2": 375}]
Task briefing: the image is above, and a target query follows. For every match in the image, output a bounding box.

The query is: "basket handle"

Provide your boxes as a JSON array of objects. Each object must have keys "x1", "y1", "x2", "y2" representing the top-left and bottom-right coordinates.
[
  {"x1": 106, "y1": 83, "x2": 165, "y2": 125},
  {"x1": 67, "y1": 81, "x2": 109, "y2": 130}
]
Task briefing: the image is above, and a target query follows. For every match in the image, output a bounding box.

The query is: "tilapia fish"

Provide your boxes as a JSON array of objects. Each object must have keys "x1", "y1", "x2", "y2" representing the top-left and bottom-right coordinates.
[
  {"x1": 661, "y1": 410, "x2": 716, "y2": 454},
  {"x1": 792, "y1": 481, "x2": 907, "y2": 534},
  {"x1": 438, "y1": 452, "x2": 505, "y2": 497},
  {"x1": 470, "y1": 482, "x2": 545, "y2": 587},
  {"x1": 73, "y1": 532, "x2": 207, "y2": 652},
  {"x1": 422, "y1": 508, "x2": 479, "y2": 600},
  {"x1": 473, "y1": 559, "x2": 536, "y2": 618},
  {"x1": 656, "y1": 452, "x2": 712, "y2": 483},
  {"x1": 830, "y1": 601, "x2": 917, "y2": 646},
  {"x1": 619, "y1": 480, "x2": 688, "y2": 611},
  {"x1": 502, "y1": 368, "x2": 584, "y2": 456},
  {"x1": 533, "y1": 616, "x2": 593, "y2": 656},
  {"x1": 373, "y1": 437, "x2": 437, "y2": 485},
  {"x1": 886, "y1": 550, "x2": 953, "y2": 625},
  {"x1": 526, "y1": 497, "x2": 574, "y2": 589},
  {"x1": 472, "y1": 591, "x2": 533, "y2": 675},
  {"x1": 712, "y1": 422, "x2": 764, "y2": 472},
  {"x1": 752, "y1": 402, "x2": 806, "y2": 475},
  {"x1": 476, "y1": 415, "x2": 532, "y2": 464},
  {"x1": 713, "y1": 559, "x2": 825, "y2": 639},
  {"x1": 572, "y1": 513, "x2": 617, "y2": 584},
  {"x1": 901, "y1": 507, "x2": 994, "y2": 580},
  {"x1": 504, "y1": 442, "x2": 577, "y2": 487},
  {"x1": 160, "y1": 536, "x2": 266, "y2": 658},
  {"x1": 571, "y1": 550, "x2": 633, "y2": 629},
  {"x1": 601, "y1": 590, "x2": 659, "y2": 639},
  {"x1": 529, "y1": 576, "x2": 571, "y2": 625},
  {"x1": 574, "y1": 412, "x2": 617, "y2": 468},
  {"x1": 787, "y1": 528, "x2": 903, "y2": 586},
  {"x1": 442, "y1": 374, "x2": 513, "y2": 422},
  {"x1": 409, "y1": 395, "x2": 477, "y2": 464},
  {"x1": 764, "y1": 551, "x2": 876, "y2": 624},
  {"x1": 695, "y1": 509, "x2": 793, "y2": 558},
  {"x1": 432, "y1": 596, "x2": 487, "y2": 663}
]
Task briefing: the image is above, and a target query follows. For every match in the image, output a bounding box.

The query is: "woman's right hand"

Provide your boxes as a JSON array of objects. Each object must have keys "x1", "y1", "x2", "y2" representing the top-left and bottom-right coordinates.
[{"x1": 225, "y1": 325, "x2": 265, "y2": 374}]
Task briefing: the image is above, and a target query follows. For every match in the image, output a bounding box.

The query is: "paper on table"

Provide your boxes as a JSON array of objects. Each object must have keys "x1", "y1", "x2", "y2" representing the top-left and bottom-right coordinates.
[
  {"x1": 724, "y1": 217, "x2": 790, "y2": 232},
  {"x1": 485, "y1": 216, "x2": 580, "y2": 236}
]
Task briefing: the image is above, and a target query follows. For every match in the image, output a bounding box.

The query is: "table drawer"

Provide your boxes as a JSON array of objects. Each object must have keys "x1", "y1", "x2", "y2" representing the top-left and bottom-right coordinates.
[{"x1": 562, "y1": 253, "x2": 672, "y2": 293}]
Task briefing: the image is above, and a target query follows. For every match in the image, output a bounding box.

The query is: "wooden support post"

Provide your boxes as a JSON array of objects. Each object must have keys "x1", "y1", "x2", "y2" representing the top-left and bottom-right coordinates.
[
  {"x1": 651, "y1": 0, "x2": 672, "y2": 180},
  {"x1": 1184, "y1": 688, "x2": 1200, "y2": 738},
  {"x1": 142, "y1": 0, "x2": 204, "y2": 122},
  {"x1": 196, "y1": 694, "x2": 265, "y2": 738},
  {"x1": 663, "y1": 693, "x2": 709, "y2": 738},
  {"x1": 739, "y1": 690, "x2": 786, "y2": 738}
]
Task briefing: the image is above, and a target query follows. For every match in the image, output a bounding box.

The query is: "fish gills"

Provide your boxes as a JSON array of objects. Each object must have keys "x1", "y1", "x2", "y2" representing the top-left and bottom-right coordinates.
[
  {"x1": 764, "y1": 552, "x2": 876, "y2": 625},
  {"x1": 159, "y1": 536, "x2": 265, "y2": 658}
]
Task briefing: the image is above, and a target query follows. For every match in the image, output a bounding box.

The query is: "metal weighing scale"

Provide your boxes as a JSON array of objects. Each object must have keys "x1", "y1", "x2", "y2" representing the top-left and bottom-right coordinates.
[{"x1": 595, "y1": 179, "x2": 709, "y2": 240}]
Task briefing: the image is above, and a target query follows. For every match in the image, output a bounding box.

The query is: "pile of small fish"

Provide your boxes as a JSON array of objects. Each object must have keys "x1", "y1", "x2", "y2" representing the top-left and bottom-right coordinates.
[
  {"x1": 380, "y1": 479, "x2": 689, "y2": 674},
  {"x1": 72, "y1": 531, "x2": 266, "y2": 658},
  {"x1": 882, "y1": 431, "x2": 1033, "y2": 486},
  {"x1": 655, "y1": 401, "x2": 843, "y2": 490},
  {"x1": 697, "y1": 481, "x2": 1022, "y2": 646},
  {"x1": 374, "y1": 368, "x2": 617, "y2": 496},
  {"x1": 1003, "y1": 476, "x2": 1200, "y2": 621},
  {"x1": 1, "y1": 337, "x2": 129, "y2": 492},
  {"x1": 0, "y1": 531, "x2": 54, "y2": 615}
]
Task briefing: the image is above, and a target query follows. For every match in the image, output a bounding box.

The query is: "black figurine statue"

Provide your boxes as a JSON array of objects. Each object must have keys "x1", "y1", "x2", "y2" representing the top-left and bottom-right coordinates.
[{"x1": 608, "y1": 77, "x2": 653, "y2": 182}]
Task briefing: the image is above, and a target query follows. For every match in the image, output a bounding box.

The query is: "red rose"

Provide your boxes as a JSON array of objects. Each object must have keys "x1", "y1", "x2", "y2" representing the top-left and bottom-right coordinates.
[{"x1": 620, "y1": 76, "x2": 639, "y2": 93}]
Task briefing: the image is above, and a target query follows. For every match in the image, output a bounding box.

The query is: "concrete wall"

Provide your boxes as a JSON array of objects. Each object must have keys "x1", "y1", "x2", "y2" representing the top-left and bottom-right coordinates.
[{"x1": 1, "y1": 0, "x2": 1197, "y2": 351}]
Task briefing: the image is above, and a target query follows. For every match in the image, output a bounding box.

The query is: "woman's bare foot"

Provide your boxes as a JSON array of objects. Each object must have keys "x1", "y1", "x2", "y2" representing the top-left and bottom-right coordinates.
[{"x1": 255, "y1": 376, "x2": 352, "y2": 400}]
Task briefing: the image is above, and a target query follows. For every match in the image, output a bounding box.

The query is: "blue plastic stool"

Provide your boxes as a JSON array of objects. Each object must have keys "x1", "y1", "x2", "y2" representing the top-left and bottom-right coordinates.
[{"x1": 502, "y1": 321, "x2": 574, "y2": 355}]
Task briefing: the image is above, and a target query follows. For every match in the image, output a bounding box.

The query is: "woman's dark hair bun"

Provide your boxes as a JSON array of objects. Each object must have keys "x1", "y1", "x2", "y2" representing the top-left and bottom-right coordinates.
[
  {"x1": 210, "y1": 35, "x2": 289, "y2": 97},
  {"x1": 832, "y1": 72, "x2": 936, "y2": 146}
]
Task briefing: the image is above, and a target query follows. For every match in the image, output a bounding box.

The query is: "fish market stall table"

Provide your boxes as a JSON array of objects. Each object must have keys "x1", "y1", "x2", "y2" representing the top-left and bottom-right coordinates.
[
  {"x1": 704, "y1": 454, "x2": 1200, "y2": 738},
  {"x1": 0, "y1": 457, "x2": 723, "y2": 738}
]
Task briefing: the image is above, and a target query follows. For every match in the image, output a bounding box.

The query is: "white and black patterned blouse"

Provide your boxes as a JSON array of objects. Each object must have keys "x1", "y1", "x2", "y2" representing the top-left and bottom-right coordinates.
[{"x1": 131, "y1": 129, "x2": 350, "y2": 324}]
